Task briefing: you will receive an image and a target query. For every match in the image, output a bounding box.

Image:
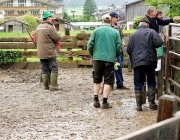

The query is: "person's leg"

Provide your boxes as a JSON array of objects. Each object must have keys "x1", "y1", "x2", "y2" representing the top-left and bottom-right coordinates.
[
  {"x1": 115, "y1": 56, "x2": 129, "y2": 90},
  {"x1": 101, "y1": 62, "x2": 114, "y2": 109},
  {"x1": 134, "y1": 66, "x2": 146, "y2": 111},
  {"x1": 48, "y1": 58, "x2": 59, "y2": 91},
  {"x1": 93, "y1": 60, "x2": 103, "y2": 108},
  {"x1": 40, "y1": 59, "x2": 50, "y2": 90},
  {"x1": 145, "y1": 65, "x2": 157, "y2": 110}
]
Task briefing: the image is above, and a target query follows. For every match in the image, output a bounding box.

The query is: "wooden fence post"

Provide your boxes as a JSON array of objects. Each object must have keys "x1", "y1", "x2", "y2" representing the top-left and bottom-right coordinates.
[{"x1": 157, "y1": 94, "x2": 177, "y2": 122}]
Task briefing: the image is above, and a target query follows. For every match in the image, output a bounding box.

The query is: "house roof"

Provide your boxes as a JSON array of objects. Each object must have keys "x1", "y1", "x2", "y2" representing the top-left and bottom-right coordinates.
[
  {"x1": 0, "y1": 0, "x2": 62, "y2": 7},
  {"x1": 0, "y1": 18, "x2": 28, "y2": 25},
  {"x1": 123, "y1": 0, "x2": 144, "y2": 6}
]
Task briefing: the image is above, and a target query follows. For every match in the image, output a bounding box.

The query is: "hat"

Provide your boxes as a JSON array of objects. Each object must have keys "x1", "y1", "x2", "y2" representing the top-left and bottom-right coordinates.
[
  {"x1": 42, "y1": 11, "x2": 53, "y2": 19},
  {"x1": 101, "y1": 14, "x2": 111, "y2": 20},
  {"x1": 139, "y1": 16, "x2": 149, "y2": 23},
  {"x1": 52, "y1": 14, "x2": 57, "y2": 19},
  {"x1": 109, "y1": 12, "x2": 119, "y2": 18}
]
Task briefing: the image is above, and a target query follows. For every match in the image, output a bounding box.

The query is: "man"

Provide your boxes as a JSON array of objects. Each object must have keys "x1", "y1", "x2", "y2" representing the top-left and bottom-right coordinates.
[
  {"x1": 35, "y1": 11, "x2": 61, "y2": 91},
  {"x1": 146, "y1": 6, "x2": 180, "y2": 33},
  {"x1": 87, "y1": 14, "x2": 121, "y2": 109},
  {"x1": 109, "y1": 12, "x2": 129, "y2": 90},
  {"x1": 127, "y1": 16, "x2": 163, "y2": 111},
  {"x1": 156, "y1": 10, "x2": 164, "y2": 34}
]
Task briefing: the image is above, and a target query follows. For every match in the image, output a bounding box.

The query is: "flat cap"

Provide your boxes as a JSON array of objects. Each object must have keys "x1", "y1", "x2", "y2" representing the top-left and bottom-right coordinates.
[
  {"x1": 109, "y1": 12, "x2": 119, "y2": 18},
  {"x1": 139, "y1": 16, "x2": 149, "y2": 23}
]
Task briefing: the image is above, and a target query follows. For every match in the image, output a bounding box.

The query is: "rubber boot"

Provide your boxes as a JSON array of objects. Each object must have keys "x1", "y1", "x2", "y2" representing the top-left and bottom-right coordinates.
[
  {"x1": 42, "y1": 74, "x2": 49, "y2": 90},
  {"x1": 49, "y1": 73, "x2": 59, "y2": 91},
  {"x1": 135, "y1": 90, "x2": 142, "y2": 111},
  {"x1": 148, "y1": 88, "x2": 158, "y2": 110}
]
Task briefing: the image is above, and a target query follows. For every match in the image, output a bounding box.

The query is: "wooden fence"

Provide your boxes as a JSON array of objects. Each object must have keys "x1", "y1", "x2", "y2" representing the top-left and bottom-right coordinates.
[{"x1": 0, "y1": 31, "x2": 131, "y2": 69}]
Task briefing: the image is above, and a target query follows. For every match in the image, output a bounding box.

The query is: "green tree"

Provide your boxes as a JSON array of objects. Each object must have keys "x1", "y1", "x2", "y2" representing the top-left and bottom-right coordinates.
[
  {"x1": 83, "y1": 0, "x2": 97, "y2": 21},
  {"x1": 63, "y1": 12, "x2": 71, "y2": 21},
  {"x1": 20, "y1": 13, "x2": 38, "y2": 31},
  {"x1": 145, "y1": 0, "x2": 180, "y2": 17}
]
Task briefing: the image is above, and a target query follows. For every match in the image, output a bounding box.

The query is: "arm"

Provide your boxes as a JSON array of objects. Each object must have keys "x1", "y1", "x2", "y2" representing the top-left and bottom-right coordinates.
[
  {"x1": 152, "y1": 31, "x2": 163, "y2": 48},
  {"x1": 87, "y1": 31, "x2": 95, "y2": 57},
  {"x1": 156, "y1": 17, "x2": 174, "y2": 26}
]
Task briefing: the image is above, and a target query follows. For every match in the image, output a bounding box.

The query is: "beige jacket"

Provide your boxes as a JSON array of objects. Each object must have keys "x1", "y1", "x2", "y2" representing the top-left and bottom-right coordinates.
[{"x1": 35, "y1": 21, "x2": 61, "y2": 59}]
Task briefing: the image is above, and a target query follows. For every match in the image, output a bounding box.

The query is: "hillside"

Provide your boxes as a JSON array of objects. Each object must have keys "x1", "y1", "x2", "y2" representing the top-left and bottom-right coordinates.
[{"x1": 64, "y1": 0, "x2": 135, "y2": 7}]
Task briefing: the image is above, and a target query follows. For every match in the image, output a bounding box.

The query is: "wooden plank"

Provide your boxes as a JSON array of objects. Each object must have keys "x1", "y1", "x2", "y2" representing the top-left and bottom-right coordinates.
[
  {"x1": 0, "y1": 42, "x2": 36, "y2": 49},
  {"x1": 0, "y1": 37, "x2": 31, "y2": 42},
  {"x1": 60, "y1": 42, "x2": 77, "y2": 48},
  {"x1": 73, "y1": 50, "x2": 89, "y2": 56},
  {"x1": 157, "y1": 94, "x2": 177, "y2": 122}
]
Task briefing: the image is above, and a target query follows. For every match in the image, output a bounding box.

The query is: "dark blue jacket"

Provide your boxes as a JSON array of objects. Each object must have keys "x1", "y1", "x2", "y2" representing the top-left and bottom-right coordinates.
[
  {"x1": 127, "y1": 26, "x2": 163, "y2": 69},
  {"x1": 146, "y1": 15, "x2": 174, "y2": 33}
]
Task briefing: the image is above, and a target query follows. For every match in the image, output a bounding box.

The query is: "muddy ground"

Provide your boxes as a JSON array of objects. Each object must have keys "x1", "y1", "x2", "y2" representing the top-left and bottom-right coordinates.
[{"x1": 0, "y1": 68, "x2": 157, "y2": 140}]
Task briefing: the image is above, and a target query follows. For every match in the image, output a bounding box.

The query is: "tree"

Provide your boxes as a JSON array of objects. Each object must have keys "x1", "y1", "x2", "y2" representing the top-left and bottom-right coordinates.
[
  {"x1": 145, "y1": 0, "x2": 180, "y2": 17},
  {"x1": 20, "y1": 13, "x2": 38, "y2": 31},
  {"x1": 83, "y1": 0, "x2": 97, "y2": 21}
]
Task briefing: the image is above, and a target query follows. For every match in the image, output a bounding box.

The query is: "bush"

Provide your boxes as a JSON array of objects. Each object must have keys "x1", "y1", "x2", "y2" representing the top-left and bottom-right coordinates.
[{"x1": 132, "y1": 16, "x2": 142, "y2": 29}]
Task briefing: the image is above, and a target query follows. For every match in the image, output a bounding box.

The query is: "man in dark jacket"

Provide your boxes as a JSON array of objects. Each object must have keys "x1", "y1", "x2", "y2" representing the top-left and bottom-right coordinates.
[
  {"x1": 146, "y1": 6, "x2": 180, "y2": 33},
  {"x1": 35, "y1": 11, "x2": 61, "y2": 91},
  {"x1": 127, "y1": 16, "x2": 163, "y2": 111}
]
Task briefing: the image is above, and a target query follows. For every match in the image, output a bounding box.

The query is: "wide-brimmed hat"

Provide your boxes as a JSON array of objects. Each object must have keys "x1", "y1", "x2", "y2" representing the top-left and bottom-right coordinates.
[{"x1": 42, "y1": 11, "x2": 53, "y2": 19}]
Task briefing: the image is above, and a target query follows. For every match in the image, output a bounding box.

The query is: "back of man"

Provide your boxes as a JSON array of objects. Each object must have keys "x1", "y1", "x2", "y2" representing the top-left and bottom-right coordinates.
[
  {"x1": 36, "y1": 21, "x2": 60, "y2": 59},
  {"x1": 88, "y1": 25, "x2": 121, "y2": 62},
  {"x1": 128, "y1": 27, "x2": 162, "y2": 68}
]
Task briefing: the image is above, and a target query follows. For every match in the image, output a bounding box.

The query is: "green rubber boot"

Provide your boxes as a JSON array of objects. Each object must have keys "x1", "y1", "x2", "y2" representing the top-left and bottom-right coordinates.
[
  {"x1": 50, "y1": 73, "x2": 59, "y2": 91},
  {"x1": 42, "y1": 74, "x2": 49, "y2": 90}
]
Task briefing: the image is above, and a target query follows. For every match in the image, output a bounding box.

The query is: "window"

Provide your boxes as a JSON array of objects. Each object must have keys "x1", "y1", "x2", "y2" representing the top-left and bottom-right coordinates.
[
  {"x1": 31, "y1": 10, "x2": 39, "y2": 15},
  {"x1": 18, "y1": 11, "x2": 26, "y2": 15},
  {"x1": 6, "y1": 11, "x2": 14, "y2": 15},
  {"x1": 18, "y1": 0, "x2": 26, "y2": 7},
  {"x1": 3, "y1": 0, "x2": 13, "y2": 7},
  {"x1": 31, "y1": 0, "x2": 42, "y2": 6}
]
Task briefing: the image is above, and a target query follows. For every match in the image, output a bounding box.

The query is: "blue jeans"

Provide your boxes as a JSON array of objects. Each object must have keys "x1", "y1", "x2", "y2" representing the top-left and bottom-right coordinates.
[
  {"x1": 134, "y1": 65, "x2": 156, "y2": 90},
  {"x1": 115, "y1": 55, "x2": 123, "y2": 86}
]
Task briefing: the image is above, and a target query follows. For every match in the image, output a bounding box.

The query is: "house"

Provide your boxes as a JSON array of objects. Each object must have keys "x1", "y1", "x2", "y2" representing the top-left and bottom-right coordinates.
[
  {"x1": 0, "y1": 0, "x2": 64, "y2": 19},
  {"x1": 0, "y1": 18, "x2": 28, "y2": 32}
]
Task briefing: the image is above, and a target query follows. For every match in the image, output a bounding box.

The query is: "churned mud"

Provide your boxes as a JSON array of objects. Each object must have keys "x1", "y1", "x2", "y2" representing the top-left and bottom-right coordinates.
[{"x1": 0, "y1": 68, "x2": 157, "y2": 140}]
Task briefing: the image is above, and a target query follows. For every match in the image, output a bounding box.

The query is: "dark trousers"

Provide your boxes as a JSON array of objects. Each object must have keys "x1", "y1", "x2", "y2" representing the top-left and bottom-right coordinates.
[
  {"x1": 40, "y1": 58, "x2": 58, "y2": 74},
  {"x1": 134, "y1": 65, "x2": 156, "y2": 90},
  {"x1": 115, "y1": 55, "x2": 123, "y2": 86}
]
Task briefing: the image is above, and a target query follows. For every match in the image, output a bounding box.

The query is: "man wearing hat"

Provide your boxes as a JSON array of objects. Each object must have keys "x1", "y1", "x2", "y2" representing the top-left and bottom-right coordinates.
[
  {"x1": 127, "y1": 16, "x2": 163, "y2": 111},
  {"x1": 35, "y1": 11, "x2": 61, "y2": 91},
  {"x1": 109, "y1": 12, "x2": 129, "y2": 90},
  {"x1": 87, "y1": 14, "x2": 121, "y2": 109}
]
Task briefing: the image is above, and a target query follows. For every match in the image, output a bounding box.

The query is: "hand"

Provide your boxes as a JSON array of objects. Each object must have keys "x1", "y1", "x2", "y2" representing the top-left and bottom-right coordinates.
[
  {"x1": 173, "y1": 16, "x2": 180, "y2": 21},
  {"x1": 122, "y1": 42, "x2": 126, "y2": 47}
]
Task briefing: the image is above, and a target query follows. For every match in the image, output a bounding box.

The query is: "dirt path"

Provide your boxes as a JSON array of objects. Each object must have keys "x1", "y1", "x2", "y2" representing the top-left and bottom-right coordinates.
[{"x1": 0, "y1": 68, "x2": 157, "y2": 140}]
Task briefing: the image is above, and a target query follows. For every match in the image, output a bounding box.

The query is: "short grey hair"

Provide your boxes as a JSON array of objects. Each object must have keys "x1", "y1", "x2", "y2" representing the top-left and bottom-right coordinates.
[
  {"x1": 147, "y1": 6, "x2": 156, "y2": 14},
  {"x1": 138, "y1": 22, "x2": 149, "y2": 28}
]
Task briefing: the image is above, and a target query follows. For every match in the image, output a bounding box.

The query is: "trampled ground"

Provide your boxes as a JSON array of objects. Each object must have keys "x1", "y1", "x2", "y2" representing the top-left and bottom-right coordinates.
[{"x1": 0, "y1": 68, "x2": 157, "y2": 140}]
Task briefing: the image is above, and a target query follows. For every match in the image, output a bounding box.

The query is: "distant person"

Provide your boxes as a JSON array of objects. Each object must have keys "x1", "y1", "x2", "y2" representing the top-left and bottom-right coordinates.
[
  {"x1": 87, "y1": 14, "x2": 121, "y2": 109},
  {"x1": 146, "y1": 6, "x2": 180, "y2": 33},
  {"x1": 127, "y1": 16, "x2": 163, "y2": 111},
  {"x1": 110, "y1": 12, "x2": 129, "y2": 90},
  {"x1": 35, "y1": 11, "x2": 61, "y2": 91}
]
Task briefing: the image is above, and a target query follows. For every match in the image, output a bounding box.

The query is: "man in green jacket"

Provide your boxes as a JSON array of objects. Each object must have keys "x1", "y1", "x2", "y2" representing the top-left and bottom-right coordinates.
[{"x1": 87, "y1": 14, "x2": 122, "y2": 109}]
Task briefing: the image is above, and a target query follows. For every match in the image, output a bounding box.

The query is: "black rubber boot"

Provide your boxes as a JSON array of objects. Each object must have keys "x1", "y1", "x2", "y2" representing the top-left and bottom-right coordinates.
[
  {"x1": 135, "y1": 90, "x2": 142, "y2": 111},
  {"x1": 148, "y1": 88, "x2": 158, "y2": 110}
]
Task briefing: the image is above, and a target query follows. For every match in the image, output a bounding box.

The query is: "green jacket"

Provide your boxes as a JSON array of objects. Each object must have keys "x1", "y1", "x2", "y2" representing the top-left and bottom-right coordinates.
[{"x1": 87, "y1": 24, "x2": 121, "y2": 63}]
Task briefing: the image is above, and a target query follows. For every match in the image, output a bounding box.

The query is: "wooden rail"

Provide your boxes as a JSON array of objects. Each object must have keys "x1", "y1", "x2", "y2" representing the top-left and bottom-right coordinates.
[{"x1": 0, "y1": 31, "x2": 131, "y2": 69}]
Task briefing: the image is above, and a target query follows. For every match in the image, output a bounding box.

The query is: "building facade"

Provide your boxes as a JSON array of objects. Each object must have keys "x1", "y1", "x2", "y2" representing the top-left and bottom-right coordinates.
[{"x1": 0, "y1": 0, "x2": 64, "y2": 19}]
